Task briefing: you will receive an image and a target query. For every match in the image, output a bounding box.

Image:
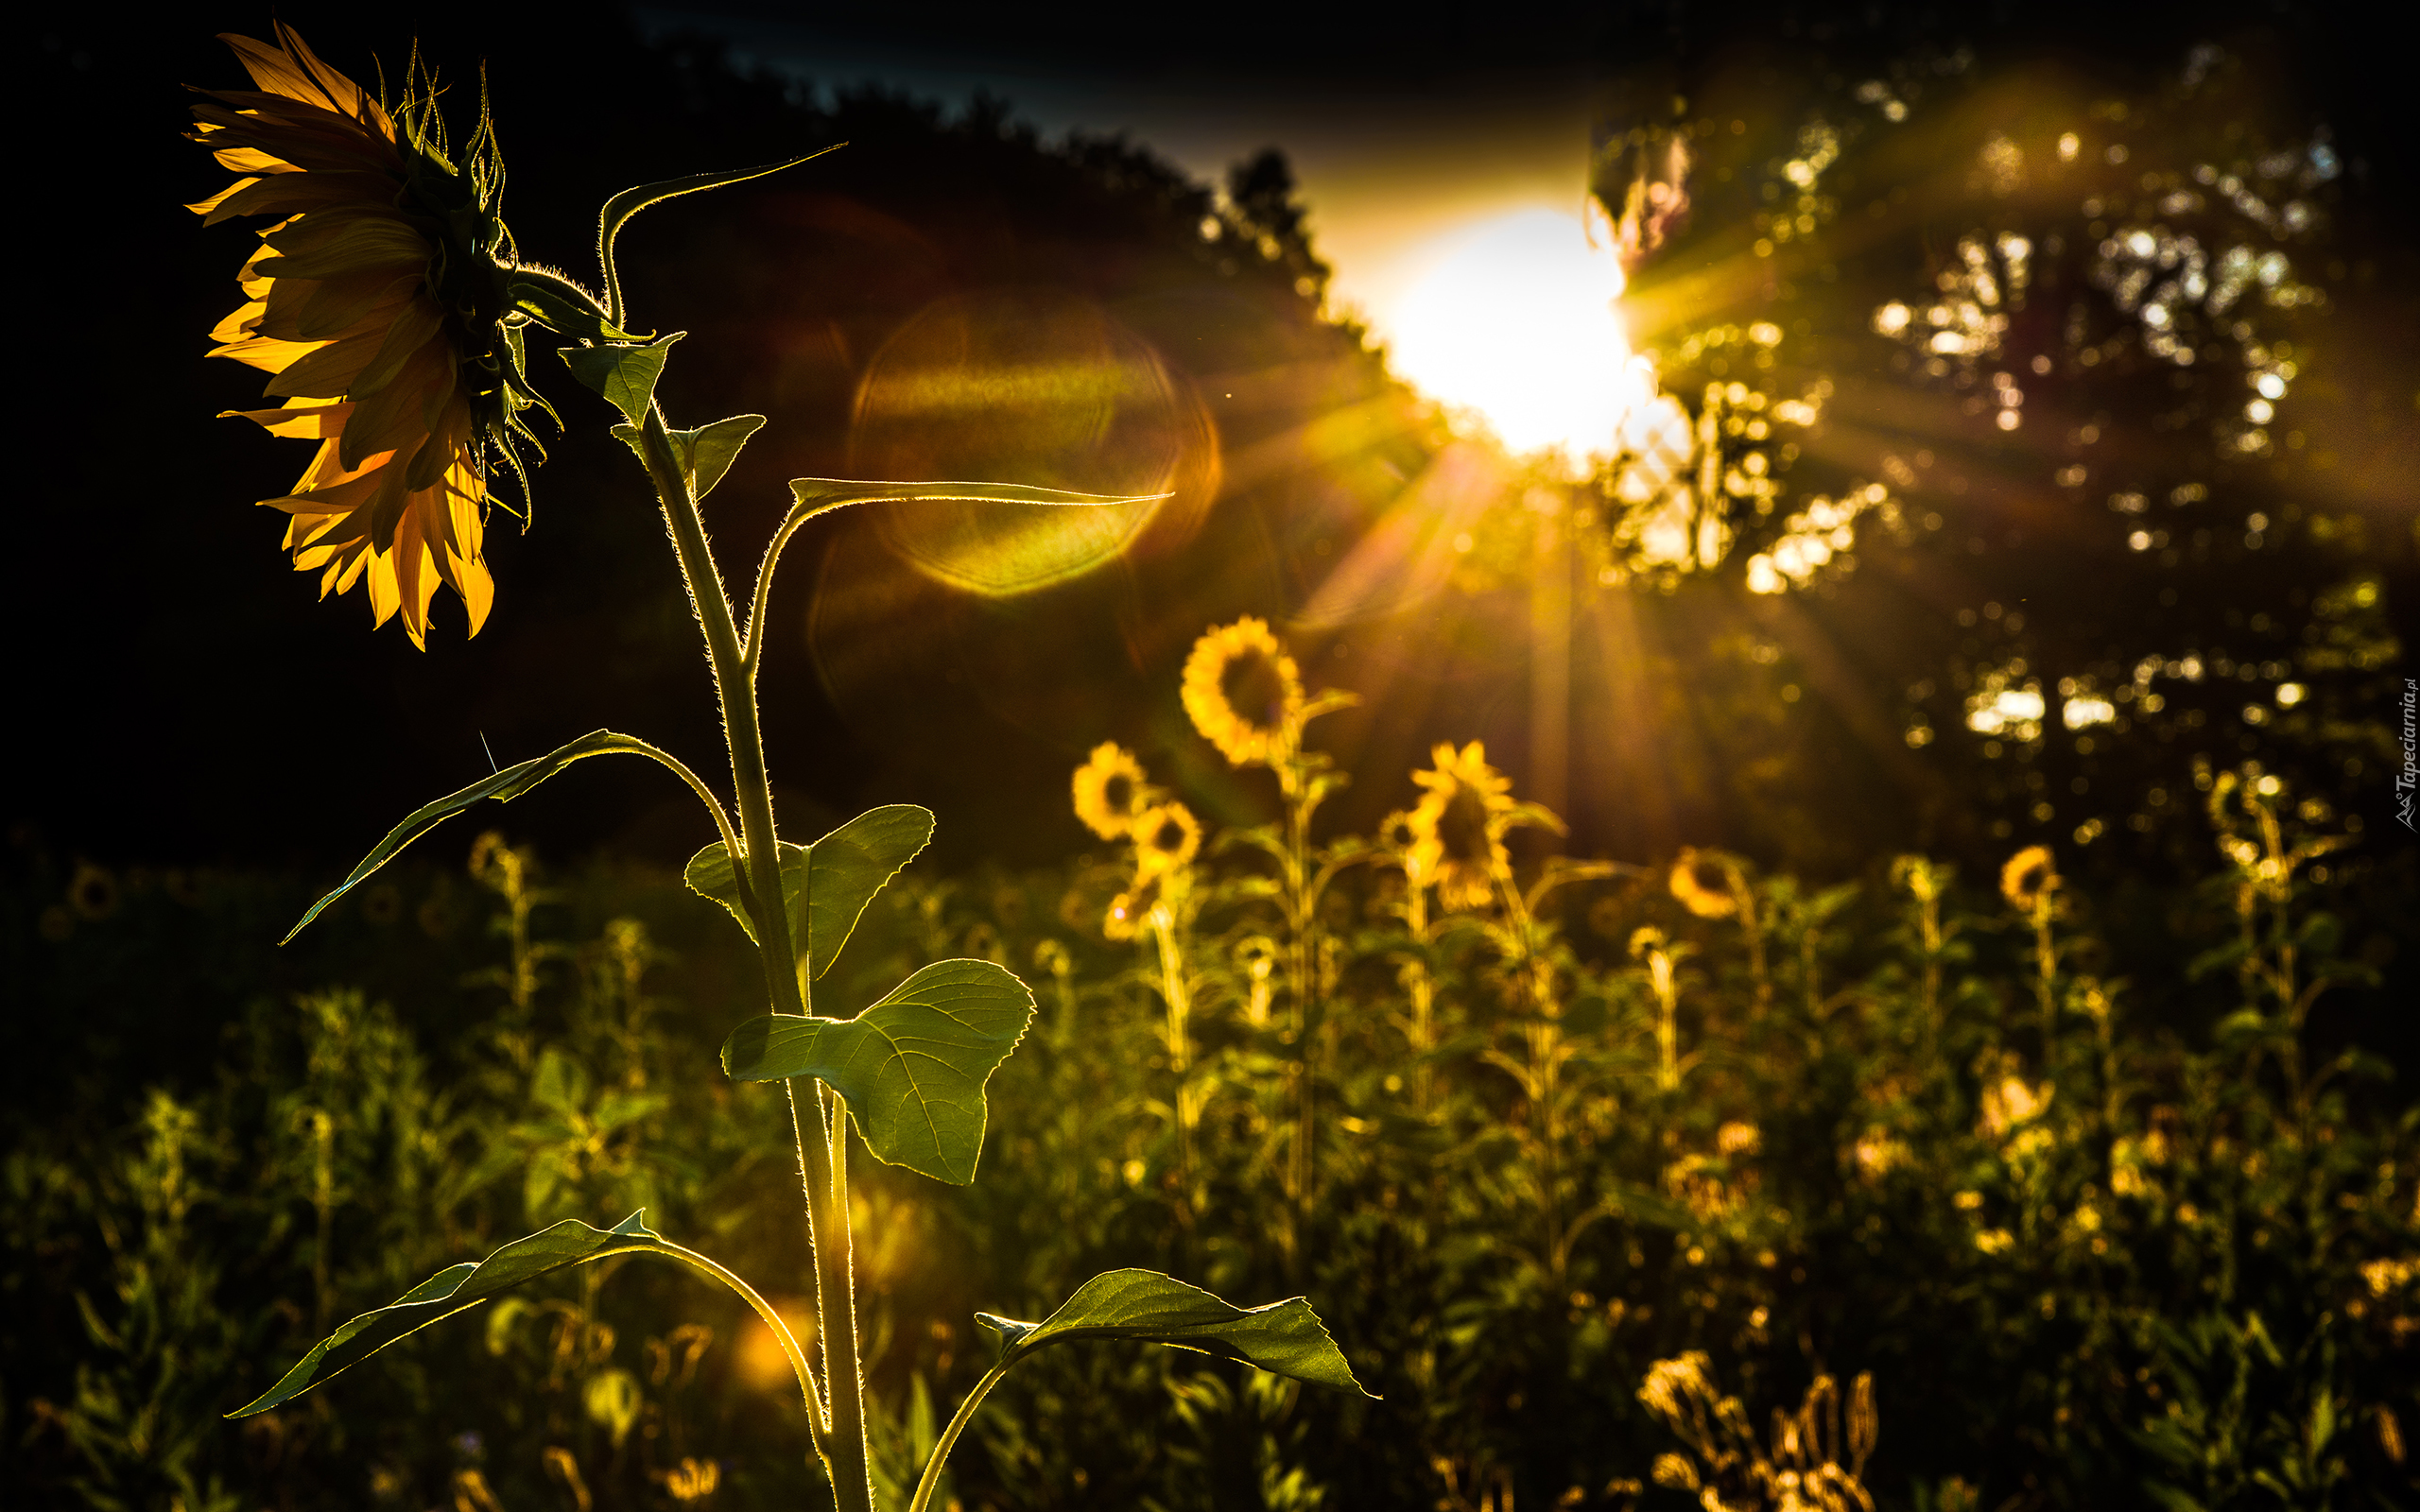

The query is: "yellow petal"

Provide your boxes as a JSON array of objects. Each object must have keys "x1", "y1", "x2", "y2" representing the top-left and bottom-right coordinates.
[
  {"x1": 208, "y1": 333, "x2": 323, "y2": 375},
  {"x1": 219, "y1": 400, "x2": 352, "y2": 439},
  {"x1": 219, "y1": 31, "x2": 332, "y2": 108},
  {"x1": 214, "y1": 146, "x2": 295, "y2": 175},
  {"x1": 274, "y1": 21, "x2": 380, "y2": 128},
  {"x1": 186, "y1": 178, "x2": 259, "y2": 217},
  {"x1": 259, "y1": 215, "x2": 428, "y2": 283},
  {"x1": 209, "y1": 301, "x2": 268, "y2": 345}
]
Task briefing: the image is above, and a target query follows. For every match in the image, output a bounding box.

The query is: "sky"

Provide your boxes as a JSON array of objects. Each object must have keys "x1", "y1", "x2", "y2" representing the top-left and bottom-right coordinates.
[{"x1": 635, "y1": 4, "x2": 1627, "y2": 452}]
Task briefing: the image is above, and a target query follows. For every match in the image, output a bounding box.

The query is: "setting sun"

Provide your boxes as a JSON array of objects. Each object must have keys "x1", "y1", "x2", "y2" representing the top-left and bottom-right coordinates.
[{"x1": 1383, "y1": 206, "x2": 1634, "y2": 462}]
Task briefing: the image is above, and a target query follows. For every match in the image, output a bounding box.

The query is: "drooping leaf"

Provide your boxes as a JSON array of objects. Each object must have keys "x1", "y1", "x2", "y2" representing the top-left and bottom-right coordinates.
[
  {"x1": 561, "y1": 335, "x2": 683, "y2": 427},
  {"x1": 503, "y1": 266, "x2": 638, "y2": 342},
  {"x1": 971, "y1": 1269, "x2": 1371, "y2": 1396},
  {"x1": 497, "y1": 320, "x2": 562, "y2": 430},
  {"x1": 684, "y1": 804, "x2": 934, "y2": 977},
  {"x1": 781, "y1": 477, "x2": 1167, "y2": 533},
  {"x1": 720, "y1": 959, "x2": 1033, "y2": 1184},
  {"x1": 229, "y1": 1212, "x2": 671, "y2": 1418},
  {"x1": 596, "y1": 149, "x2": 841, "y2": 322},
  {"x1": 285, "y1": 730, "x2": 681, "y2": 944}
]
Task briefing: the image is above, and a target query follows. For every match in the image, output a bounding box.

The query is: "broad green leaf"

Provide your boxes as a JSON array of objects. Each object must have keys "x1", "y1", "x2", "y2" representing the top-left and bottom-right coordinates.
[
  {"x1": 503, "y1": 266, "x2": 638, "y2": 342},
  {"x1": 610, "y1": 415, "x2": 767, "y2": 503},
  {"x1": 229, "y1": 1212, "x2": 670, "y2": 1418},
  {"x1": 972, "y1": 1268, "x2": 1370, "y2": 1396},
  {"x1": 285, "y1": 730, "x2": 676, "y2": 944},
  {"x1": 684, "y1": 804, "x2": 934, "y2": 978},
  {"x1": 596, "y1": 149, "x2": 840, "y2": 323},
  {"x1": 721, "y1": 959, "x2": 1033, "y2": 1184},
  {"x1": 561, "y1": 335, "x2": 683, "y2": 427},
  {"x1": 798, "y1": 805, "x2": 936, "y2": 976}
]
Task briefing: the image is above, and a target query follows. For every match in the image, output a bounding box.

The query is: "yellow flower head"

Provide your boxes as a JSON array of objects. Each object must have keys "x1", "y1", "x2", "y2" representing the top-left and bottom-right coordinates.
[
  {"x1": 1102, "y1": 889, "x2": 1142, "y2": 941},
  {"x1": 1999, "y1": 845, "x2": 2059, "y2": 913},
  {"x1": 1071, "y1": 742, "x2": 1151, "y2": 839},
  {"x1": 1182, "y1": 617, "x2": 1304, "y2": 767},
  {"x1": 1132, "y1": 801, "x2": 1202, "y2": 881},
  {"x1": 189, "y1": 26, "x2": 544, "y2": 646},
  {"x1": 1980, "y1": 1073, "x2": 2054, "y2": 1137},
  {"x1": 1668, "y1": 848, "x2": 1738, "y2": 919},
  {"x1": 1409, "y1": 741, "x2": 1515, "y2": 912}
]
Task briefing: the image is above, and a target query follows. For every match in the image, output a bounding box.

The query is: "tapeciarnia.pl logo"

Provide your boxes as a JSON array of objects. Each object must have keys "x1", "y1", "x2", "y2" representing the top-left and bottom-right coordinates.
[{"x1": 2397, "y1": 677, "x2": 2417, "y2": 832}]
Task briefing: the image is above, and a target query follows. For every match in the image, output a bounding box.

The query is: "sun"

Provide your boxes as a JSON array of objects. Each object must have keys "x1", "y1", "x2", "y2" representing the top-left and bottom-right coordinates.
[{"x1": 1382, "y1": 206, "x2": 1635, "y2": 463}]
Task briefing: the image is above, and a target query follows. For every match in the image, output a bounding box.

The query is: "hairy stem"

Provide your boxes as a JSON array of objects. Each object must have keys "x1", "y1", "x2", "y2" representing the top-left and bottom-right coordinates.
[{"x1": 638, "y1": 405, "x2": 873, "y2": 1512}]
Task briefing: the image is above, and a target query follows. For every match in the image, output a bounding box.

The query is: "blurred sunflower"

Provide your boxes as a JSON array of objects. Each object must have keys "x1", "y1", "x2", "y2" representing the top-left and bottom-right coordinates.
[
  {"x1": 1999, "y1": 846, "x2": 2059, "y2": 913},
  {"x1": 188, "y1": 25, "x2": 554, "y2": 646},
  {"x1": 1182, "y1": 617, "x2": 1304, "y2": 767},
  {"x1": 1669, "y1": 848, "x2": 1738, "y2": 919},
  {"x1": 67, "y1": 863, "x2": 122, "y2": 922},
  {"x1": 1132, "y1": 802, "x2": 1202, "y2": 881},
  {"x1": 1409, "y1": 741, "x2": 1515, "y2": 912},
  {"x1": 1103, "y1": 889, "x2": 1142, "y2": 941},
  {"x1": 1072, "y1": 742, "x2": 1151, "y2": 840}
]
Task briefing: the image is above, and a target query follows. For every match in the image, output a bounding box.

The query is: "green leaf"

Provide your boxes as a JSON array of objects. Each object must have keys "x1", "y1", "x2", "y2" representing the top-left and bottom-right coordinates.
[
  {"x1": 610, "y1": 415, "x2": 767, "y2": 503},
  {"x1": 562, "y1": 335, "x2": 683, "y2": 427},
  {"x1": 684, "y1": 804, "x2": 935, "y2": 978},
  {"x1": 285, "y1": 730, "x2": 677, "y2": 944},
  {"x1": 973, "y1": 1269, "x2": 1371, "y2": 1396},
  {"x1": 784, "y1": 477, "x2": 1167, "y2": 528},
  {"x1": 504, "y1": 267, "x2": 639, "y2": 342},
  {"x1": 720, "y1": 959, "x2": 1033, "y2": 1184},
  {"x1": 683, "y1": 838, "x2": 794, "y2": 946},
  {"x1": 685, "y1": 415, "x2": 767, "y2": 500},
  {"x1": 229, "y1": 1212, "x2": 670, "y2": 1418},
  {"x1": 596, "y1": 149, "x2": 841, "y2": 323}
]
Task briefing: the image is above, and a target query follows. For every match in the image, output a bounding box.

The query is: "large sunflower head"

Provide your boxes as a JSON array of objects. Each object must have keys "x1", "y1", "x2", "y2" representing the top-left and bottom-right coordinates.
[
  {"x1": 1182, "y1": 617, "x2": 1305, "y2": 768},
  {"x1": 189, "y1": 25, "x2": 551, "y2": 646},
  {"x1": 1131, "y1": 801, "x2": 1202, "y2": 882},
  {"x1": 1071, "y1": 742, "x2": 1152, "y2": 840},
  {"x1": 1408, "y1": 741, "x2": 1515, "y2": 913}
]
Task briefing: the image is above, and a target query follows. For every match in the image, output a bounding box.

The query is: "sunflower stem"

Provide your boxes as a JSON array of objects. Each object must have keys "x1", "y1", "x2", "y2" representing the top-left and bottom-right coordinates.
[{"x1": 637, "y1": 403, "x2": 875, "y2": 1512}]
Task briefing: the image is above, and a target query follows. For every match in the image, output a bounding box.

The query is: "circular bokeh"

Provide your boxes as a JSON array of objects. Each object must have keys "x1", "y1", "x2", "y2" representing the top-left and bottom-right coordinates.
[{"x1": 848, "y1": 289, "x2": 1214, "y2": 596}]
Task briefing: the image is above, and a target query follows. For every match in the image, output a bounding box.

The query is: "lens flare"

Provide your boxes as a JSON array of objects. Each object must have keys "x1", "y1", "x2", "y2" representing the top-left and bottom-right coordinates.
[
  {"x1": 849, "y1": 290, "x2": 1217, "y2": 596},
  {"x1": 1384, "y1": 206, "x2": 1634, "y2": 463}
]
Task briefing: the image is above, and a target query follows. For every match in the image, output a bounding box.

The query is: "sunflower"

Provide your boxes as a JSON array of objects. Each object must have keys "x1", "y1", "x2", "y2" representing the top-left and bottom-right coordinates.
[
  {"x1": 1071, "y1": 742, "x2": 1151, "y2": 840},
  {"x1": 1182, "y1": 617, "x2": 1305, "y2": 767},
  {"x1": 189, "y1": 26, "x2": 546, "y2": 646},
  {"x1": 1999, "y1": 846, "x2": 2059, "y2": 913},
  {"x1": 1408, "y1": 741, "x2": 1515, "y2": 912},
  {"x1": 1668, "y1": 847, "x2": 1738, "y2": 919},
  {"x1": 1132, "y1": 801, "x2": 1202, "y2": 881}
]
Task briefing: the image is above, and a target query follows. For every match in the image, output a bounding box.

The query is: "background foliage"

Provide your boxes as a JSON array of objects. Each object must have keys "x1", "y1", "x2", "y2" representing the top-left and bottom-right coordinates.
[{"x1": 7, "y1": 750, "x2": 2412, "y2": 1508}]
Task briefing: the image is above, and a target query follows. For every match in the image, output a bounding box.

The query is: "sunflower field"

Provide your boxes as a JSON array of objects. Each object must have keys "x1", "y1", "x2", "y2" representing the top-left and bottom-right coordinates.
[{"x1": 10, "y1": 610, "x2": 2414, "y2": 1509}]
